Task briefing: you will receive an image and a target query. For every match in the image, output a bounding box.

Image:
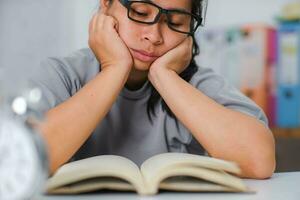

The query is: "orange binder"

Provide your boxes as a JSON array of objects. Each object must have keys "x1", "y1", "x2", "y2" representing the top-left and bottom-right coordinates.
[{"x1": 239, "y1": 25, "x2": 276, "y2": 115}]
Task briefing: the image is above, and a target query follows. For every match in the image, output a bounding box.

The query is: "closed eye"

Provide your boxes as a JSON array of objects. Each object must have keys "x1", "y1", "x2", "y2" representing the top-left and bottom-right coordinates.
[
  {"x1": 132, "y1": 9, "x2": 149, "y2": 17},
  {"x1": 169, "y1": 22, "x2": 183, "y2": 27}
]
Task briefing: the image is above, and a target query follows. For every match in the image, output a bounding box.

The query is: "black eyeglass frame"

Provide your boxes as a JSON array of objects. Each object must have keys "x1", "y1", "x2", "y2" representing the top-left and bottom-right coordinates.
[{"x1": 119, "y1": 0, "x2": 203, "y2": 35}]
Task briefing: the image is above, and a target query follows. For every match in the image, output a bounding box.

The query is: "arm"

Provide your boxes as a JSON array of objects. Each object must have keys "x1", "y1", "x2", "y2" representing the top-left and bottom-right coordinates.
[
  {"x1": 148, "y1": 38, "x2": 276, "y2": 179},
  {"x1": 39, "y1": 66, "x2": 130, "y2": 175},
  {"x1": 38, "y1": 12, "x2": 133, "y2": 175}
]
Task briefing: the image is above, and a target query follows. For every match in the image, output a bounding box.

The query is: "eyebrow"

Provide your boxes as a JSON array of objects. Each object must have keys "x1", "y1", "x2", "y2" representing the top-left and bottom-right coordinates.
[{"x1": 142, "y1": 0, "x2": 191, "y2": 13}]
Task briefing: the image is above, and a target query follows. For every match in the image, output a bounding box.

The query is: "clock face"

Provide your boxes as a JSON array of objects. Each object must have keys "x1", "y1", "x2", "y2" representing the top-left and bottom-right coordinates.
[{"x1": 0, "y1": 116, "x2": 45, "y2": 199}]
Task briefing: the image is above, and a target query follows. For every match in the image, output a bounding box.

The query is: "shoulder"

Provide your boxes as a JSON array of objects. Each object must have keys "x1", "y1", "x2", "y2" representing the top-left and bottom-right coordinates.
[
  {"x1": 40, "y1": 48, "x2": 100, "y2": 85},
  {"x1": 189, "y1": 66, "x2": 229, "y2": 97},
  {"x1": 28, "y1": 48, "x2": 100, "y2": 109},
  {"x1": 189, "y1": 66, "x2": 268, "y2": 126}
]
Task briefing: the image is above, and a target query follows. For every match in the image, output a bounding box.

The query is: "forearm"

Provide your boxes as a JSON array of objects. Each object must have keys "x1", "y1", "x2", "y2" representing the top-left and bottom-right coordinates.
[
  {"x1": 39, "y1": 66, "x2": 131, "y2": 174},
  {"x1": 149, "y1": 67, "x2": 276, "y2": 179}
]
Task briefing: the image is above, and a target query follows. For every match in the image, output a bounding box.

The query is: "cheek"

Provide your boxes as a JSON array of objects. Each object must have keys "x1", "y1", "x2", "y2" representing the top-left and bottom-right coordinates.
[
  {"x1": 162, "y1": 35, "x2": 186, "y2": 54},
  {"x1": 116, "y1": 20, "x2": 137, "y2": 48}
]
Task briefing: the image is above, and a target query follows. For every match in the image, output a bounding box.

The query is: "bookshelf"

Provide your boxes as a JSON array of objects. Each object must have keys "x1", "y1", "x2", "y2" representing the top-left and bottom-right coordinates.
[{"x1": 272, "y1": 128, "x2": 300, "y2": 138}]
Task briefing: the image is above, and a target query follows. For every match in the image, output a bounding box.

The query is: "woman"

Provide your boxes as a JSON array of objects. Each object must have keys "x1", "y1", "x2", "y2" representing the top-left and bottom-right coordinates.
[{"x1": 35, "y1": 0, "x2": 275, "y2": 178}]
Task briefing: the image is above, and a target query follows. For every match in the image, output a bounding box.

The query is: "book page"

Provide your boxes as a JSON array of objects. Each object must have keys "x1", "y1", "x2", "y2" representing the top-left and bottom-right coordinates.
[
  {"x1": 141, "y1": 153, "x2": 244, "y2": 193},
  {"x1": 46, "y1": 155, "x2": 146, "y2": 194},
  {"x1": 47, "y1": 177, "x2": 135, "y2": 194},
  {"x1": 158, "y1": 166, "x2": 247, "y2": 192},
  {"x1": 160, "y1": 177, "x2": 240, "y2": 192}
]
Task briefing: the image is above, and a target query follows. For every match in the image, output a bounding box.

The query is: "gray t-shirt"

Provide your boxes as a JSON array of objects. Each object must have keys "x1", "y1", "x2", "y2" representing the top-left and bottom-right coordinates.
[{"x1": 31, "y1": 48, "x2": 268, "y2": 166}]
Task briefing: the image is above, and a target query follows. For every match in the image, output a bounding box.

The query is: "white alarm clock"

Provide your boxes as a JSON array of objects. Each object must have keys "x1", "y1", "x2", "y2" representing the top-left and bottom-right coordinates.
[{"x1": 0, "y1": 88, "x2": 49, "y2": 200}]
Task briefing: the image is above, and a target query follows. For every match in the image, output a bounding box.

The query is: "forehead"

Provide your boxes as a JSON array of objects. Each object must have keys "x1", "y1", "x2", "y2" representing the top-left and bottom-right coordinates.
[{"x1": 143, "y1": 0, "x2": 192, "y2": 11}]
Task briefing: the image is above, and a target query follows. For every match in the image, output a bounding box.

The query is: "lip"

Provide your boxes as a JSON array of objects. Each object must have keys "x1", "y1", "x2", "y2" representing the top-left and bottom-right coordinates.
[{"x1": 131, "y1": 49, "x2": 159, "y2": 62}]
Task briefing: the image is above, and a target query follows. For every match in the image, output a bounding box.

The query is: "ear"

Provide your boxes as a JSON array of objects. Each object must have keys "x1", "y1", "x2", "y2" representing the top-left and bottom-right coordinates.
[{"x1": 100, "y1": 0, "x2": 111, "y2": 14}]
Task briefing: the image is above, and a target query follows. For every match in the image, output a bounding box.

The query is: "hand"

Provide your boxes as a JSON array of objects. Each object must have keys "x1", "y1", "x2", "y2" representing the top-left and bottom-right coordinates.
[
  {"x1": 149, "y1": 37, "x2": 193, "y2": 74},
  {"x1": 88, "y1": 11, "x2": 133, "y2": 71}
]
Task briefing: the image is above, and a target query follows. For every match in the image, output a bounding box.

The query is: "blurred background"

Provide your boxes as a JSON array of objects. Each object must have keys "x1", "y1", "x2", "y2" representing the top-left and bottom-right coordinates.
[{"x1": 0, "y1": 0, "x2": 300, "y2": 172}]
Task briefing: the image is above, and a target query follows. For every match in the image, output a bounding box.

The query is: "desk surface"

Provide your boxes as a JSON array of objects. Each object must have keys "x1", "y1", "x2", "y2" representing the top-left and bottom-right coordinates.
[{"x1": 34, "y1": 172, "x2": 300, "y2": 200}]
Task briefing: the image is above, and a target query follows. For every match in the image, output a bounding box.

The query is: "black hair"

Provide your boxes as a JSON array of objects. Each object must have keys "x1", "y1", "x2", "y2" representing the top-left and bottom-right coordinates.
[
  {"x1": 147, "y1": 0, "x2": 203, "y2": 122},
  {"x1": 104, "y1": 0, "x2": 204, "y2": 122}
]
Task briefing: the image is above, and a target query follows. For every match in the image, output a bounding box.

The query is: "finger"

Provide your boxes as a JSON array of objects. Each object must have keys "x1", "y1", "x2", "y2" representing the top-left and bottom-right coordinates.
[
  {"x1": 182, "y1": 36, "x2": 192, "y2": 45},
  {"x1": 176, "y1": 36, "x2": 192, "y2": 50},
  {"x1": 94, "y1": 12, "x2": 107, "y2": 34},
  {"x1": 174, "y1": 36, "x2": 191, "y2": 50},
  {"x1": 187, "y1": 36, "x2": 193, "y2": 49},
  {"x1": 99, "y1": 3, "x2": 109, "y2": 15},
  {"x1": 89, "y1": 13, "x2": 97, "y2": 35},
  {"x1": 188, "y1": 36, "x2": 193, "y2": 46},
  {"x1": 104, "y1": 15, "x2": 119, "y2": 34}
]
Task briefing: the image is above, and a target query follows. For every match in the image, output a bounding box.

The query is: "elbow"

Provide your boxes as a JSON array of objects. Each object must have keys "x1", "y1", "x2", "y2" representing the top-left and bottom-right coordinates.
[
  {"x1": 248, "y1": 128, "x2": 276, "y2": 179},
  {"x1": 242, "y1": 147, "x2": 276, "y2": 179},
  {"x1": 248, "y1": 157, "x2": 276, "y2": 179}
]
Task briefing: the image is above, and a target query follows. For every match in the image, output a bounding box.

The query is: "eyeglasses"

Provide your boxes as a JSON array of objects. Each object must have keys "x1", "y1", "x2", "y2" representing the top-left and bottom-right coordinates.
[{"x1": 119, "y1": 0, "x2": 206, "y2": 35}]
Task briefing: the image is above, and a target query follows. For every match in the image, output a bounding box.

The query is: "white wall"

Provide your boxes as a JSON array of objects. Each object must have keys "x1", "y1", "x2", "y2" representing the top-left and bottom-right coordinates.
[
  {"x1": 0, "y1": 0, "x2": 297, "y2": 73},
  {"x1": 0, "y1": 0, "x2": 98, "y2": 72},
  {"x1": 205, "y1": 0, "x2": 297, "y2": 28}
]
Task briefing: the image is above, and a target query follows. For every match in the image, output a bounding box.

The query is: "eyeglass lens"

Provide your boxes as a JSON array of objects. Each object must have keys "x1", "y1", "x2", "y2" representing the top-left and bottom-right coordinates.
[{"x1": 129, "y1": 2, "x2": 197, "y2": 34}]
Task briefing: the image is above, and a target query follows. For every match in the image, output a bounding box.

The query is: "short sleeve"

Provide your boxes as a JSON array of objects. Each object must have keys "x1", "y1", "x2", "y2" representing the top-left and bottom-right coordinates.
[
  {"x1": 30, "y1": 58, "x2": 76, "y2": 111},
  {"x1": 29, "y1": 48, "x2": 99, "y2": 112},
  {"x1": 182, "y1": 66, "x2": 269, "y2": 155},
  {"x1": 190, "y1": 67, "x2": 269, "y2": 126}
]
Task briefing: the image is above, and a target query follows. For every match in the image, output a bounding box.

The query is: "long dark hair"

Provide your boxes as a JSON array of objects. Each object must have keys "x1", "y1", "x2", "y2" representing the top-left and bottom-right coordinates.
[{"x1": 147, "y1": 0, "x2": 204, "y2": 122}]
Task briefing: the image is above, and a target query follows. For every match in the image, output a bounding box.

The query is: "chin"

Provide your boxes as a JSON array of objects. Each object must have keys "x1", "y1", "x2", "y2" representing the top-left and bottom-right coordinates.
[{"x1": 133, "y1": 59, "x2": 152, "y2": 71}]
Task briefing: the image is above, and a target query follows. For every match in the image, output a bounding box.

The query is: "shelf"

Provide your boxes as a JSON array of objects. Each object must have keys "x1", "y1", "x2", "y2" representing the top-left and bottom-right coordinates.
[{"x1": 271, "y1": 128, "x2": 300, "y2": 138}]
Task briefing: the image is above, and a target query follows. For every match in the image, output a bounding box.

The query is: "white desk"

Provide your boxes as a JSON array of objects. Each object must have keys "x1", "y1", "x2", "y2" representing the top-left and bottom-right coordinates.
[{"x1": 34, "y1": 172, "x2": 300, "y2": 200}]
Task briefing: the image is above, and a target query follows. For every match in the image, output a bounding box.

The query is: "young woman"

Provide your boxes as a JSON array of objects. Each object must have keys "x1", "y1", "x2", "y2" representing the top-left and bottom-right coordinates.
[{"x1": 34, "y1": 0, "x2": 275, "y2": 178}]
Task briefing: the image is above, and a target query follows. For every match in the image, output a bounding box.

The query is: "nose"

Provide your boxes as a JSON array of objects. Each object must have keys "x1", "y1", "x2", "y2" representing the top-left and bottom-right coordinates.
[{"x1": 143, "y1": 22, "x2": 164, "y2": 45}]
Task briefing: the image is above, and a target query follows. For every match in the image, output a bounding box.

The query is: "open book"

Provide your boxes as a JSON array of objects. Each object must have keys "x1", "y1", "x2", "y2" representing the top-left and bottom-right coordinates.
[{"x1": 46, "y1": 153, "x2": 248, "y2": 195}]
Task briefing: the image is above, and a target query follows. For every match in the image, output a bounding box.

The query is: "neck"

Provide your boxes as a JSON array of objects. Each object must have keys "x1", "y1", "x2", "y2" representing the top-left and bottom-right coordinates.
[{"x1": 125, "y1": 68, "x2": 149, "y2": 91}]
